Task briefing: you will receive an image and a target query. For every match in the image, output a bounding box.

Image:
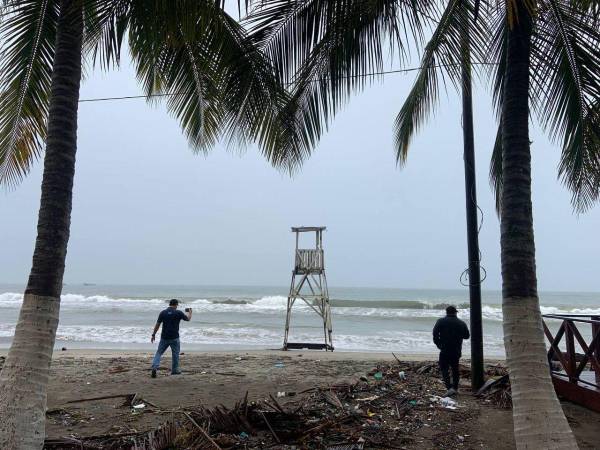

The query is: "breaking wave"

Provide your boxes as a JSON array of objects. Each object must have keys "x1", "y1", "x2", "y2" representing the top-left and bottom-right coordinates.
[{"x1": 1, "y1": 292, "x2": 599, "y2": 322}]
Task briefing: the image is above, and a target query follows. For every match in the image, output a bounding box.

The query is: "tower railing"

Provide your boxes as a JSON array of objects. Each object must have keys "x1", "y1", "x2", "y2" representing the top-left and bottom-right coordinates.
[{"x1": 295, "y1": 249, "x2": 324, "y2": 273}]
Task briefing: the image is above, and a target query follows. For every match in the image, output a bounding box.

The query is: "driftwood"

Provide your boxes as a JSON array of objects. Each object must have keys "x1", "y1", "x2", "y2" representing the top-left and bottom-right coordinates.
[
  {"x1": 65, "y1": 393, "x2": 134, "y2": 404},
  {"x1": 184, "y1": 412, "x2": 222, "y2": 450},
  {"x1": 43, "y1": 420, "x2": 177, "y2": 450}
]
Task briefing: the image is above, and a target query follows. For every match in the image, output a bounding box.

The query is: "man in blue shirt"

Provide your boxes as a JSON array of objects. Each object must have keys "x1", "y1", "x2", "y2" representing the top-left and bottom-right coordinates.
[{"x1": 151, "y1": 299, "x2": 192, "y2": 378}]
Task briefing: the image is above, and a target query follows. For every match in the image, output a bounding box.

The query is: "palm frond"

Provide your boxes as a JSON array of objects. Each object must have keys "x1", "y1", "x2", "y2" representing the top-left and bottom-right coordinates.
[
  {"x1": 128, "y1": 1, "x2": 311, "y2": 169},
  {"x1": 84, "y1": 0, "x2": 130, "y2": 70},
  {"x1": 488, "y1": 5, "x2": 507, "y2": 116},
  {"x1": 394, "y1": 0, "x2": 483, "y2": 165},
  {"x1": 246, "y1": 0, "x2": 437, "y2": 167},
  {"x1": 247, "y1": 0, "x2": 430, "y2": 85},
  {"x1": 531, "y1": 0, "x2": 600, "y2": 211},
  {"x1": 490, "y1": 120, "x2": 503, "y2": 215},
  {"x1": 0, "y1": 0, "x2": 58, "y2": 186}
]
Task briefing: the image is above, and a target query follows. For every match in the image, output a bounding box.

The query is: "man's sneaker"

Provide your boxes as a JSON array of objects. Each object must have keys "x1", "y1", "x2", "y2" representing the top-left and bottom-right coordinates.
[
  {"x1": 445, "y1": 388, "x2": 457, "y2": 397},
  {"x1": 151, "y1": 369, "x2": 157, "y2": 378},
  {"x1": 171, "y1": 370, "x2": 182, "y2": 375}
]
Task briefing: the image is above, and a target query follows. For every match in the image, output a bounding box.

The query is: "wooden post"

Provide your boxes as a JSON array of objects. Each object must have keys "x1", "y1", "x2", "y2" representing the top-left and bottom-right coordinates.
[
  {"x1": 565, "y1": 320, "x2": 576, "y2": 382},
  {"x1": 593, "y1": 316, "x2": 600, "y2": 384}
]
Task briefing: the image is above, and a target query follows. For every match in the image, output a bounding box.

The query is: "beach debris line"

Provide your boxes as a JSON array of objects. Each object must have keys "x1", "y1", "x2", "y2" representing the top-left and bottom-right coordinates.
[{"x1": 175, "y1": 360, "x2": 509, "y2": 449}]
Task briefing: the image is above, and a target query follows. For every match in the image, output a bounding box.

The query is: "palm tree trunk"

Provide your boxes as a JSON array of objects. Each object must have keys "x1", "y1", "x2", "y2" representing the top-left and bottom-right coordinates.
[
  {"x1": 0, "y1": 0, "x2": 83, "y2": 448},
  {"x1": 500, "y1": 2, "x2": 577, "y2": 448}
]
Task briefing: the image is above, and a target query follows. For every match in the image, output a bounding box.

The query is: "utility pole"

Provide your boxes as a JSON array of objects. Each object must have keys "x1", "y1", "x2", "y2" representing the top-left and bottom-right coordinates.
[{"x1": 460, "y1": 2, "x2": 485, "y2": 390}]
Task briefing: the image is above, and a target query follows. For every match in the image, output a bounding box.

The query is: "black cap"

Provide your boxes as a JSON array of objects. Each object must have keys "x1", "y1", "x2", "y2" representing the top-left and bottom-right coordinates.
[
  {"x1": 446, "y1": 305, "x2": 458, "y2": 315},
  {"x1": 169, "y1": 298, "x2": 179, "y2": 306}
]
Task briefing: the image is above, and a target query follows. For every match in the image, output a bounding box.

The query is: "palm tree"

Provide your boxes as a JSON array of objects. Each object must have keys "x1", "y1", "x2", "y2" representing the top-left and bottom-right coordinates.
[
  {"x1": 247, "y1": 0, "x2": 600, "y2": 447},
  {"x1": 0, "y1": 1, "x2": 308, "y2": 447}
]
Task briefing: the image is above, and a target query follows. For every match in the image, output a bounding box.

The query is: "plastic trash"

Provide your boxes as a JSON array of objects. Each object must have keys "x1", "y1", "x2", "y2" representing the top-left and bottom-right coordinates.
[
  {"x1": 440, "y1": 397, "x2": 456, "y2": 406},
  {"x1": 409, "y1": 400, "x2": 417, "y2": 406},
  {"x1": 239, "y1": 431, "x2": 249, "y2": 439},
  {"x1": 439, "y1": 397, "x2": 458, "y2": 409},
  {"x1": 274, "y1": 362, "x2": 285, "y2": 368},
  {"x1": 277, "y1": 392, "x2": 286, "y2": 398},
  {"x1": 133, "y1": 403, "x2": 146, "y2": 409},
  {"x1": 374, "y1": 371, "x2": 383, "y2": 380},
  {"x1": 398, "y1": 371, "x2": 406, "y2": 380}
]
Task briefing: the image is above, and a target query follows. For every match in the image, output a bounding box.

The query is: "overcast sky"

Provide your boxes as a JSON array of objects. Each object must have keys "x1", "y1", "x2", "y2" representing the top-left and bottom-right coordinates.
[{"x1": 2, "y1": 49, "x2": 599, "y2": 292}]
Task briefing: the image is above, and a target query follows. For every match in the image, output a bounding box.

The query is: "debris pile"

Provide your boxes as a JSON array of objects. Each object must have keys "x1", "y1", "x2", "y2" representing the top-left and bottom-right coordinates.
[
  {"x1": 42, "y1": 359, "x2": 511, "y2": 449},
  {"x1": 475, "y1": 374, "x2": 512, "y2": 409},
  {"x1": 175, "y1": 360, "x2": 500, "y2": 449},
  {"x1": 44, "y1": 420, "x2": 177, "y2": 450}
]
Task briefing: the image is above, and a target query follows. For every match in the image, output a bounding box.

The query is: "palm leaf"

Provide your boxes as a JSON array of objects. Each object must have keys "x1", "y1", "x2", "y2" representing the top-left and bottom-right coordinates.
[
  {"x1": 127, "y1": 0, "x2": 311, "y2": 169},
  {"x1": 394, "y1": 0, "x2": 480, "y2": 165},
  {"x1": 0, "y1": 0, "x2": 58, "y2": 186},
  {"x1": 531, "y1": 0, "x2": 600, "y2": 211},
  {"x1": 246, "y1": 0, "x2": 435, "y2": 164},
  {"x1": 489, "y1": 120, "x2": 503, "y2": 214},
  {"x1": 84, "y1": 0, "x2": 130, "y2": 70}
]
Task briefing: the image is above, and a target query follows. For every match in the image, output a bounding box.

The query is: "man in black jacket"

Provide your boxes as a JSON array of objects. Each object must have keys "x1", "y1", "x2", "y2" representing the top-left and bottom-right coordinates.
[{"x1": 432, "y1": 305, "x2": 470, "y2": 396}]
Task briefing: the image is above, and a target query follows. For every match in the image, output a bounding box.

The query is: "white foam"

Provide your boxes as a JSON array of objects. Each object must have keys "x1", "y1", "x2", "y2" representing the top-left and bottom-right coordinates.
[
  {"x1": 1, "y1": 292, "x2": 598, "y2": 322},
  {"x1": 0, "y1": 324, "x2": 504, "y2": 354}
]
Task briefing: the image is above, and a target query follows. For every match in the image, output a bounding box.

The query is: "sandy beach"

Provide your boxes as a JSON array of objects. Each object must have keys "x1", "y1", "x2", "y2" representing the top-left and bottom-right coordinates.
[{"x1": 3, "y1": 349, "x2": 598, "y2": 449}]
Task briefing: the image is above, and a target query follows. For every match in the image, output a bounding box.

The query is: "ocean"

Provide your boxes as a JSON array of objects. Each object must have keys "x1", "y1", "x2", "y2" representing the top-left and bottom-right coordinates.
[{"x1": 1, "y1": 284, "x2": 598, "y2": 356}]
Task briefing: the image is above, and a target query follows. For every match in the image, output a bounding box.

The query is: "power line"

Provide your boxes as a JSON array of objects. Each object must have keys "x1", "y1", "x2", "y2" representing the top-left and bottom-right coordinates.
[{"x1": 78, "y1": 61, "x2": 496, "y2": 104}]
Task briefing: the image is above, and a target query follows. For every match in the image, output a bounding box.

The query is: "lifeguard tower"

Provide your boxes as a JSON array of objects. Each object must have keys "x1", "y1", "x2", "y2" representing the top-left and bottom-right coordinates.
[{"x1": 283, "y1": 226, "x2": 334, "y2": 351}]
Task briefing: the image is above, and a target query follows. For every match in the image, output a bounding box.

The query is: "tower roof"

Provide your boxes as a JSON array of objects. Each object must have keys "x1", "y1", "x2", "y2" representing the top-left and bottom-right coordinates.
[{"x1": 291, "y1": 226, "x2": 326, "y2": 232}]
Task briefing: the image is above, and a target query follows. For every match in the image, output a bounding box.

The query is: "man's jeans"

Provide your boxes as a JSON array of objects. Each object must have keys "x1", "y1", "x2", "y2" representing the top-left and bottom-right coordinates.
[{"x1": 152, "y1": 338, "x2": 180, "y2": 374}]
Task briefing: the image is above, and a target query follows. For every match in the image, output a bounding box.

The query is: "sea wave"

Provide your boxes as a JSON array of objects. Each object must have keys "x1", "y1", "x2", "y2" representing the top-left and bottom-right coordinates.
[
  {"x1": 1, "y1": 292, "x2": 599, "y2": 322},
  {"x1": 0, "y1": 323, "x2": 506, "y2": 354}
]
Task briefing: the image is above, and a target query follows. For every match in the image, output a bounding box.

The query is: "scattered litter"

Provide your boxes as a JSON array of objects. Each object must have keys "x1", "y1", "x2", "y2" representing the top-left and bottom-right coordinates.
[
  {"x1": 173, "y1": 360, "x2": 508, "y2": 449},
  {"x1": 132, "y1": 403, "x2": 146, "y2": 410},
  {"x1": 274, "y1": 361, "x2": 285, "y2": 368}
]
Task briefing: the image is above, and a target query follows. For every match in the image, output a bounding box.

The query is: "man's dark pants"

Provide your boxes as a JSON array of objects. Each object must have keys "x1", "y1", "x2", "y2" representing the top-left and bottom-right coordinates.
[{"x1": 439, "y1": 352, "x2": 460, "y2": 390}]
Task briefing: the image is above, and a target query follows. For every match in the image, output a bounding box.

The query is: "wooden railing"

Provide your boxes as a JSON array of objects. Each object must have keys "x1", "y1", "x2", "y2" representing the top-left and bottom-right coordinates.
[
  {"x1": 295, "y1": 249, "x2": 324, "y2": 273},
  {"x1": 542, "y1": 314, "x2": 600, "y2": 388}
]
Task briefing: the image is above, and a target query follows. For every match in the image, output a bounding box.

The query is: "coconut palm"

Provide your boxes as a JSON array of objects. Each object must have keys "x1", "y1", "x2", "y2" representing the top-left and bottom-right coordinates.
[
  {"x1": 0, "y1": 0, "x2": 308, "y2": 447},
  {"x1": 247, "y1": 0, "x2": 600, "y2": 447}
]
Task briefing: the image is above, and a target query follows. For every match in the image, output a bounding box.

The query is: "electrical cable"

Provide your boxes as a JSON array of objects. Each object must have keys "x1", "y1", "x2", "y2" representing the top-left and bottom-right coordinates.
[{"x1": 77, "y1": 61, "x2": 497, "y2": 104}]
